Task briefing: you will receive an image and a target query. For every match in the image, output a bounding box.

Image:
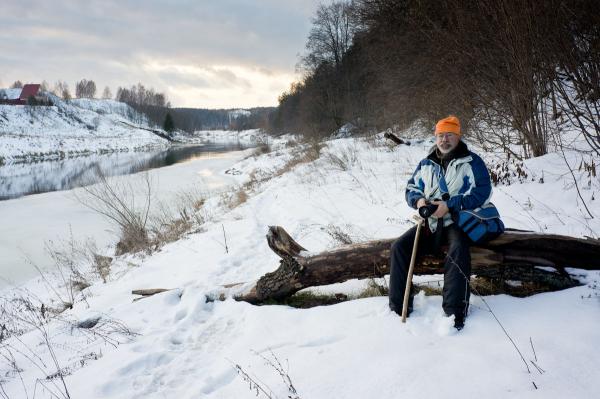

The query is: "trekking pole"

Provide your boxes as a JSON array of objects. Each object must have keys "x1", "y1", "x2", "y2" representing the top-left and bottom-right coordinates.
[{"x1": 402, "y1": 214, "x2": 425, "y2": 323}]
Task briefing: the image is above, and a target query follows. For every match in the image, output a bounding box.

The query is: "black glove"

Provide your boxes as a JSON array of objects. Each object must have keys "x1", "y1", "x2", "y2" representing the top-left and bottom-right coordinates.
[{"x1": 418, "y1": 203, "x2": 438, "y2": 218}]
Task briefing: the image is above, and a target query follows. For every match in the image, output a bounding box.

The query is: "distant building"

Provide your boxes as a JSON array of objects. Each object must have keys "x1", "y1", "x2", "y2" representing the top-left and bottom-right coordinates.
[
  {"x1": 0, "y1": 88, "x2": 22, "y2": 102},
  {"x1": 19, "y1": 84, "x2": 41, "y2": 103},
  {"x1": 0, "y1": 84, "x2": 43, "y2": 105}
]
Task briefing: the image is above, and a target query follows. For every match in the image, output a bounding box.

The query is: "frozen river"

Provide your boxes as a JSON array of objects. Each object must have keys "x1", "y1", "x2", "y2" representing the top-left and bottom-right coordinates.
[
  {"x1": 0, "y1": 143, "x2": 251, "y2": 200},
  {"x1": 0, "y1": 143, "x2": 251, "y2": 289}
]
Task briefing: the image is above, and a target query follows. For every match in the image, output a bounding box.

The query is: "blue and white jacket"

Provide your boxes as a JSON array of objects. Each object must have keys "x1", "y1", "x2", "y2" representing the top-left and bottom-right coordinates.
[{"x1": 405, "y1": 141, "x2": 492, "y2": 232}]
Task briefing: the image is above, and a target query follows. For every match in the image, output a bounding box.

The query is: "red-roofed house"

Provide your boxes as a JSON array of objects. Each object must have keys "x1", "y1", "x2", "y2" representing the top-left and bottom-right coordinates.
[
  {"x1": 0, "y1": 84, "x2": 43, "y2": 105},
  {"x1": 19, "y1": 84, "x2": 41, "y2": 103}
]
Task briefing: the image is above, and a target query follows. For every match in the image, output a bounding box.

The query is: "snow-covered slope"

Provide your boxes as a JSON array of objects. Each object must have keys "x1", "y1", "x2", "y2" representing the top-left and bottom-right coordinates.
[
  {"x1": 177, "y1": 128, "x2": 265, "y2": 144},
  {"x1": 0, "y1": 96, "x2": 169, "y2": 163},
  {"x1": 1, "y1": 132, "x2": 599, "y2": 398}
]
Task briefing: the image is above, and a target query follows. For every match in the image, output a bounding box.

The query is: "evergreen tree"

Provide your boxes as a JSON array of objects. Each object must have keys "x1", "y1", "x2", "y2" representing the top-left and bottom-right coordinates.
[{"x1": 163, "y1": 112, "x2": 175, "y2": 133}]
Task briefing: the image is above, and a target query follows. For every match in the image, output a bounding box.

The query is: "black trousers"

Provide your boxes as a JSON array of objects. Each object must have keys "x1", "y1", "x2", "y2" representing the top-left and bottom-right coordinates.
[{"x1": 388, "y1": 223, "x2": 471, "y2": 317}]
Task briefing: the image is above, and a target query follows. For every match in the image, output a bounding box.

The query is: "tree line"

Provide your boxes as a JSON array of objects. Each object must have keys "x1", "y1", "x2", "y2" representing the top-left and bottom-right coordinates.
[
  {"x1": 8, "y1": 79, "x2": 113, "y2": 101},
  {"x1": 6, "y1": 79, "x2": 270, "y2": 133},
  {"x1": 170, "y1": 107, "x2": 273, "y2": 132},
  {"x1": 268, "y1": 0, "x2": 600, "y2": 158}
]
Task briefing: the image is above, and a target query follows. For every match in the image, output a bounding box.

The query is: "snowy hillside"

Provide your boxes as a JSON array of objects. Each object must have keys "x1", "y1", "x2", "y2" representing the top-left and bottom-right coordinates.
[
  {"x1": 0, "y1": 131, "x2": 599, "y2": 398},
  {"x1": 0, "y1": 95, "x2": 169, "y2": 163}
]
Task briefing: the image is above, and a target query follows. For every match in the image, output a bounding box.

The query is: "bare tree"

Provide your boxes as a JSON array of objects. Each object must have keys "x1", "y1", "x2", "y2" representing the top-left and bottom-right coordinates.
[
  {"x1": 53, "y1": 81, "x2": 72, "y2": 100},
  {"x1": 10, "y1": 80, "x2": 23, "y2": 89},
  {"x1": 115, "y1": 83, "x2": 170, "y2": 126},
  {"x1": 115, "y1": 83, "x2": 167, "y2": 107},
  {"x1": 62, "y1": 87, "x2": 72, "y2": 101},
  {"x1": 269, "y1": 0, "x2": 599, "y2": 155},
  {"x1": 546, "y1": 0, "x2": 600, "y2": 155},
  {"x1": 40, "y1": 80, "x2": 50, "y2": 92},
  {"x1": 456, "y1": 0, "x2": 555, "y2": 157},
  {"x1": 102, "y1": 86, "x2": 112, "y2": 100},
  {"x1": 75, "y1": 79, "x2": 97, "y2": 98},
  {"x1": 301, "y1": 1, "x2": 356, "y2": 71}
]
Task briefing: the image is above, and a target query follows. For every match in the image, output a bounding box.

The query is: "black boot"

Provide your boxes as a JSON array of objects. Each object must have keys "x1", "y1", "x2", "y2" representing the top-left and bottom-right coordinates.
[
  {"x1": 389, "y1": 285, "x2": 416, "y2": 317},
  {"x1": 453, "y1": 313, "x2": 465, "y2": 330}
]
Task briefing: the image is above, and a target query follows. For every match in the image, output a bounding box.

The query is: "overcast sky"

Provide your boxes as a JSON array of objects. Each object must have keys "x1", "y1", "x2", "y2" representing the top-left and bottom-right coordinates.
[{"x1": 0, "y1": 0, "x2": 321, "y2": 108}]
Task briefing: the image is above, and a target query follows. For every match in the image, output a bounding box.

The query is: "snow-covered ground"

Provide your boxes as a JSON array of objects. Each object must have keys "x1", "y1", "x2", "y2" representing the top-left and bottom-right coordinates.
[
  {"x1": 0, "y1": 96, "x2": 169, "y2": 163},
  {"x1": 1, "y1": 131, "x2": 599, "y2": 398}
]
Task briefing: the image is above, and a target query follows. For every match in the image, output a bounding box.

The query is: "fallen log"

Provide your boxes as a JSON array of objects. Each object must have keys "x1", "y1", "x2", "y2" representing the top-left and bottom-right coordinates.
[
  {"x1": 132, "y1": 288, "x2": 173, "y2": 302},
  {"x1": 384, "y1": 132, "x2": 408, "y2": 145},
  {"x1": 227, "y1": 226, "x2": 600, "y2": 304}
]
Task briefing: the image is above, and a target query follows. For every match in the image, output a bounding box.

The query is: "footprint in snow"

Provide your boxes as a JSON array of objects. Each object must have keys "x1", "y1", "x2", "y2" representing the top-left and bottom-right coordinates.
[
  {"x1": 117, "y1": 353, "x2": 174, "y2": 376},
  {"x1": 174, "y1": 308, "x2": 188, "y2": 322},
  {"x1": 199, "y1": 367, "x2": 238, "y2": 394}
]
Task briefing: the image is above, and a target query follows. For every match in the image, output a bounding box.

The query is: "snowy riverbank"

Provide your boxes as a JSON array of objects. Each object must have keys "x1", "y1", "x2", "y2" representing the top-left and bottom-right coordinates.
[
  {"x1": 1, "y1": 130, "x2": 599, "y2": 398},
  {"x1": 0, "y1": 98, "x2": 169, "y2": 164}
]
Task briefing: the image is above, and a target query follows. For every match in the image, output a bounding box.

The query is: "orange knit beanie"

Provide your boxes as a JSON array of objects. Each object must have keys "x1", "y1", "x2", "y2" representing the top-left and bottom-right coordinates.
[{"x1": 434, "y1": 116, "x2": 461, "y2": 135}]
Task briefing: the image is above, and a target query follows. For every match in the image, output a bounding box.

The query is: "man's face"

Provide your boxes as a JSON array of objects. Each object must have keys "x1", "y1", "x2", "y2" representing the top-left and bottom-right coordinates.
[{"x1": 436, "y1": 132, "x2": 460, "y2": 154}]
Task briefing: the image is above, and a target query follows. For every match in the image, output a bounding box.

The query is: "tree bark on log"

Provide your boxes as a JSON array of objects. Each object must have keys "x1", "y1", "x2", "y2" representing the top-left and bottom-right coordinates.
[{"x1": 229, "y1": 226, "x2": 600, "y2": 304}]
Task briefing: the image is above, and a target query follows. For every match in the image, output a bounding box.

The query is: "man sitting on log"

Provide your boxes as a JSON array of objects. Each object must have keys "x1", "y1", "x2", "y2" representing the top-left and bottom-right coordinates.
[{"x1": 389, "y1": 116, "x2": 493, "y2": 330}]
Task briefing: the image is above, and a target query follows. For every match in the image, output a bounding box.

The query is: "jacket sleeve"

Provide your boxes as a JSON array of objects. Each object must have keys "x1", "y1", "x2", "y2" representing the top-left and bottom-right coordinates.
[
  {"x1": 405, "y1": 161, "x2": 426, "y2": 209},
  {"x1": 446, "y1": 155, "x2": 492, "y2": 212}
]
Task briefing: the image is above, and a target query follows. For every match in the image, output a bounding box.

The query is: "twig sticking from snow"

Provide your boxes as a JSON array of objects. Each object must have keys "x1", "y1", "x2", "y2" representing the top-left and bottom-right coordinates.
[
  {"x1": 252, "y1": 349, "x2": 300, "y2": 399},
  {"x1": 229, "y1": 360, "x2": 275, "y2": 399},
  {"x1": 528, "y1": 338, "x2": 545, "y2": 375},
  {"x1": 222, "y1": 225, "x2": 229, "y2": 254},
  {"x1": 0, "y1": 382, "x2": 10, "y2": 399},
  {"x1": 447, "y1": 255, "x2": 531, "y2": 374},
  {"x1": 0, "y1": 348, "x2": 28, "y2": 398},
  {"x1": 529, "y1": 337, "x2": 538, "y2": 362},
  {"x1": 530, "y1": 360, "x2": 546, "y2": 375},
  {"x1": 495, "y1": 187, "x2": 545, "y2": 231},
  {"x1": 557, "y1": 136, "x2": 594, "y2": 219},
  {"x1": 230, "y1": 349, "x2": 301, "y2": 399}
]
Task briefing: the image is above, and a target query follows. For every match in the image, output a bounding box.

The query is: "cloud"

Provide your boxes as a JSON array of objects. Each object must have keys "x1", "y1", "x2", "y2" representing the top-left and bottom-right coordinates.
[
  {"x1": 0, "y1": 0, "x2": 320, "y2": 107},
  {"x1": 140, "y1": 60, "x2": 296, "y2": 108}
]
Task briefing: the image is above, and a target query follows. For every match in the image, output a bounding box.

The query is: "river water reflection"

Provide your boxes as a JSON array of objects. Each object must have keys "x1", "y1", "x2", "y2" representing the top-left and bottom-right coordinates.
[{"x1": 0, "y1": 142, "x2": 253, "y2": 200}]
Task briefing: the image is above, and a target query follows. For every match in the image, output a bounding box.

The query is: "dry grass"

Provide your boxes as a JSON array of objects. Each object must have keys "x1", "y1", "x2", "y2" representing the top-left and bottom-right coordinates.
[
  {"x1": 355, "y1": 279, "x2": 389, "y2": 299},
  {"x1": 267, "y1": 291, "x2": 349, "y2": 308},
  {"x1": 273, "y1": 140, "x2": 323, "y2": 178},
  {"x1": 150, "y1": 188, "x2": 207, "y2": 248},
  {"x1": 324, "y1": 224, "x2": 354, "y2": 245},
  {"x1": 115, "y1": 225, "x2": 150, "y2": 255},
  {"x1": 92, "y1": 253, "x2": 112, "y2": 283},
  {"x1": 0, "y1": 291, "x2": 137, "y2": 399},
  {"x1": 229, "y1": 188, "x2": 249, "y2": 208},
  {"x1": 220, "y1": 139, "x2": 324, "y2": 212},
  {"x1": 77, "y1": 168, "x2": 208, "y2": 256},
  {"x1": 74, "y1": 167, "x2": 152, "y2": 256},
  {"x1": 253, "y1": 141, "x2": 271, "y2": 156},
  {"x1": 25, "y1": 233, "x2": 100, "y2": 311},
  {"x1": 324, "y1": 144, "x2": 360, "y2": 171},
  {"x1": 416, "y1": 284, "x2": 443, "y2": 296}
]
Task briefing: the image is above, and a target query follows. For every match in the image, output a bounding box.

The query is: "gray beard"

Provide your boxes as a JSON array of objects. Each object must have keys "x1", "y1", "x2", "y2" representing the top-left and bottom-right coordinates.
[{"x1": 437, "y1": 146, "x2": 454, "y2": 159}]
